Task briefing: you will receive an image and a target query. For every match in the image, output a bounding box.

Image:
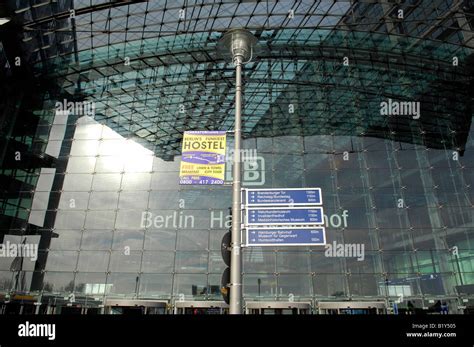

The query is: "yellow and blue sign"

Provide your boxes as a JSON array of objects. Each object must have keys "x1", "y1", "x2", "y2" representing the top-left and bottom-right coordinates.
[{"x1": 179, "y1": 131, "x2": 226, "y2": 185}]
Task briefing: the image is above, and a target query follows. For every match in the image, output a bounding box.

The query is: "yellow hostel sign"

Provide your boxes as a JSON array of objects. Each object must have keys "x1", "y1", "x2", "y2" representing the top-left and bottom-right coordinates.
[{"x1": 179, "y1": 131, "x2": 226, "y2": 185}]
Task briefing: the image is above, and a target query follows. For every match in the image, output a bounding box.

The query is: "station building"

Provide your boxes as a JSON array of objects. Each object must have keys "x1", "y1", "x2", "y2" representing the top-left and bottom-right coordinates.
[{"x1": 0, "y1": 0, "x2": 473, "y2": 314}]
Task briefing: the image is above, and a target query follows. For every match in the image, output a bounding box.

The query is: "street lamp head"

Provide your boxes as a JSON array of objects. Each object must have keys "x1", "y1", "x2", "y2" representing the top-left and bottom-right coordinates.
[{"x1": 217, "y1": 28, "x2": 258, "y2": 64}]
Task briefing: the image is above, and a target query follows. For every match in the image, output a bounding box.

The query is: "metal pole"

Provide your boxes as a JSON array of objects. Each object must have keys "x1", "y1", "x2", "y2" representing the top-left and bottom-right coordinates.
[
  {"x1": 229, "y1": 54, "x2": 243, "y2": 314},
  {"x1": 217, "y1": 28, "x2": 257, "y2": 314}
]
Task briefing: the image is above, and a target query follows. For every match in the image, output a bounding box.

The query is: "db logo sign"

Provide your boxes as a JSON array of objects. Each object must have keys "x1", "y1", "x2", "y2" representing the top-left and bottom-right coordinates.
[{"x1": 225, "y1": 156, "x2": 265, "y2": 186}]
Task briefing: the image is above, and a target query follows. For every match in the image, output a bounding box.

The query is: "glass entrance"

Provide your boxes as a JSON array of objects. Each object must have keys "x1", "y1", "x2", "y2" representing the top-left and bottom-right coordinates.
[
  {"x1": 339, "y1": 308, "x2": 378, "y2": 315},
  {"x1": 247, "y1": 308, "x2": 303, "y2": 315},
  {"x1": 318, "y1": 301, "x2": 386, "y2": 315},
  {"x1": 2, "y1": 294, "x2": 38, "y2": 314},
  {"x1": 2, "y1": 302, "x2": 36, "y2": 314},
  {"x1": 174, "y1": 301, "x2": 229, "y2": 314},
  {"x1": 245, "y1": 302, "x2": 312, "y2": 314},
  {"x1": 104, "y1": 299, "x2": 168, "y2": 315}
]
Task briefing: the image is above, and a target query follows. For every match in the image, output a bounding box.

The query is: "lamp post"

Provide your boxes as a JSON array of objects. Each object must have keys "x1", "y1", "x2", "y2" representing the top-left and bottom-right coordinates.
[{"x1": 217, "y1": 29, "x2": 257, "y2": 314}]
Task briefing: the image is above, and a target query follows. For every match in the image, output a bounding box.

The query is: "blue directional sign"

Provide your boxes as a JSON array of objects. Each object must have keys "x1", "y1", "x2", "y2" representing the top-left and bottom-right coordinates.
[
  {"x1": 246, "y1": 207, "x2": 324, "y2": 226},
  {"x1": 247, "y1": 227, "x2": 326, "y2": 246},
  {"x1": 246, "y1": 188, "x2": 322, "y2": 206}
]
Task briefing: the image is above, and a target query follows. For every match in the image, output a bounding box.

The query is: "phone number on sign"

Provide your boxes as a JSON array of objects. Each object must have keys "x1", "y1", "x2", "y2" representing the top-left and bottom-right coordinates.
[{"x1": 180, "y1": 179, "x2": 224, "y2": 185}]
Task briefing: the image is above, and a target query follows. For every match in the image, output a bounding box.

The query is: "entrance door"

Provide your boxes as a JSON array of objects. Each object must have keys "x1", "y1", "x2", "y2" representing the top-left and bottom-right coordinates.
[
  {"x1": 318, "y1": 301, "x2": 386, "y2": 314},
  {"x1": 182, "y1": 307, "x2": 223, "y2": 315},
  {"x1": 174, "y1": 301, "x2": 229, "y2": 314},
  {"x1": 3, "y1": 302, "x2": 36, "y2": 314},
  {"x1": 339, "y1": 307, "x2": 378, "y2": 315},
  {"x1": 245, "y1": 302, "x2": 312, "y2": 314},
  {"x1": 104, "y1": 299, "x2": 168, "y2": 315},
  {"x1": 110, "y1": 306, "x2": 144, "y2": 315},
  {"x1": 60, "y1": 306, "x2": 83, "y2": 315}
]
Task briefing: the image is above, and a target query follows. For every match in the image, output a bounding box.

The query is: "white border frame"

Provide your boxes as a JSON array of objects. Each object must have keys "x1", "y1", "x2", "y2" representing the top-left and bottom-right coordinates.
[
  {"x1": 246, "y1": 227, "x2": 326, "y2": 247},
  {"x1": 244, "y1": 187, "x2": 322, "y2": 207},
  {"x1": 245, "y1": 206, "x2": 324, "y2": 226}
]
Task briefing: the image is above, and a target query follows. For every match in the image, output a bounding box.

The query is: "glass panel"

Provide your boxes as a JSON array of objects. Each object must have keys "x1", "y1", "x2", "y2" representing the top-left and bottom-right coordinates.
[
  {"x1": 112, "y1": 230, "x2": 145, "y2": 250},
  {"x1": 118, "y1": 191, "x2": 149, "y2": 209},
  {"x1": 139, "y1": 274, "x2": 173, "y2": 298},
  {"x1": 313, "y1": 274, "x2": 348, "y2": 298},
  {"x1": 109, "y1": 251, "x2": 142, "y2": 273},
  {"x1": 278, "y1": 274, "x2": 312, "y2": 298},
  {"x1": 59, "y1": 192, "x2": 90, "y2": 210},
  {"x1": 50, "y1": 230, "x2": 82, "y2": 250},
  {"x1": 54, "y1": 211, "x2": 86, "y2": 229},
  {"x1": 42, "y1": 272, "x2": 75, "y2": 293},
  {"x1": 173, "y1": 274, "x2": 207, "y2": 298},
  {"x1": 70, "y1": 140, "x2": 100, "y2": 156},
  {"x1": 81, "y1": 230, "x2": 113, "y2": 250},
  {"x1": 121, "y1": 173, "x2": 151, "y2": 190},
  {"x1": 276, "y1": 252, "x2": 310, "y2": 273},
  {"x1": 243, "y1": 274, "x2": 278, "y2": 298},
  {"x1": 243, "y1": 249, "x2": 275, "y2": 273},
  {"x1": 88, "y1": 192, "x2": 119, "y2": 210},
  {"x1": 85, "y1": 211, "x2": 116, "y2": 229},
  {"x1": 92, "y1": 173, "x2": 122, "y2": 191},
  {"x1": 176, "y1": 229, "x2": 209, "y2": 250},
  {"x1": 107, "y1": 273, "x2": 139, "y2": 297},
  {"x1": 66, "y1": 157, "x2": 96, "y2": 173},
  {"x1": 115, "y1": 210, "x2": 146, "y2": 229},
  {"x1": 141, "y1": 251, "x2": 174, "y2": 273},
  {"x1": 95, "y1": 156, "x2": 124, "y2": 172},
  {"x1": 45, "y1": 251, "x2": 78, "y2": 271},
  {"x1": 208, "y1": 251, "x2": 225, "y2": 273},
  {"x1": 175, "y1": 251, "x2": 208, "y2": 273},
  {"x1": 62, "y1": 174, "x2": 93, "y2": 191},
  {"x1": 144, "y1": 230, "x2": 176, "y2": 250},
  {"x1": 74, "y1": 272, "x2": 108, "y2": 295},
  {"x1": 77, "y1": 251, "x2": 109, "y2": 272},
  {"x1": 348, "y1": 274, "x2": 384, "y2": 297}
]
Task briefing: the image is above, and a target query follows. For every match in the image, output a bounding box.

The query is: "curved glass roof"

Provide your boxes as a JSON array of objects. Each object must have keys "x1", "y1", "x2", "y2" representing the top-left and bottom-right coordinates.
[{"x1": 4, "y1": 0, "x2": 474, "y2": 159}]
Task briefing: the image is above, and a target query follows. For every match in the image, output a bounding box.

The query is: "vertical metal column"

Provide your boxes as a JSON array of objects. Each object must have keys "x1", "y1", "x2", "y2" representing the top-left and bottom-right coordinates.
[
  {"x1": 217, "y1": 29, "x2": 257, "y2": 314},
  {"x1": 230, "y1": 54, "x2": 243, "y2": 314}
]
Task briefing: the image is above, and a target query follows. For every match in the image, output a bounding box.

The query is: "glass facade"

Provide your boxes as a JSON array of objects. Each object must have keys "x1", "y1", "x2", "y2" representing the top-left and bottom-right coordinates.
[{"x1": 0, "y1": 0, "x2": 473, "y2": 314}]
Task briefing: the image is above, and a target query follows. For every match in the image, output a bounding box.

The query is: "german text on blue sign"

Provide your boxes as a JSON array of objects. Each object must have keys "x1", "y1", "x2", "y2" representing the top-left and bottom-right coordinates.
[
  {"x1": 247, "y1": 227, "x2": 326, "y2": 246},
  {"x1": 246, "y1": 207, "x2": 324, "y2": 226},
  {"x1": 246, "y1": 188, "x2": 322, "y2": 206}
]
